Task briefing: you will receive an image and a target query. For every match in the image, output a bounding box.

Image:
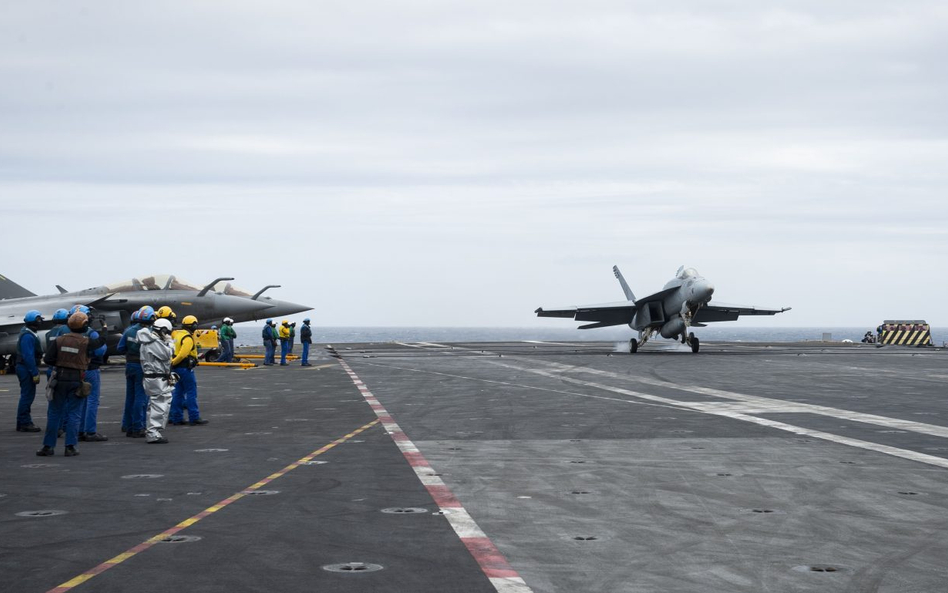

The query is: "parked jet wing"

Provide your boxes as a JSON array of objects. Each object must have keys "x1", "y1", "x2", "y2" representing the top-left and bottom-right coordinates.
[{"x1": 694, "y1": 303, "x2": 791, "y2": 323}]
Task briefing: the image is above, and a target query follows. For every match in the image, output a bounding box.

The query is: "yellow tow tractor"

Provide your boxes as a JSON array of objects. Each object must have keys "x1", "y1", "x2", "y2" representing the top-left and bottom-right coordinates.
[{"x1": 194, "y1": 329, "x2": 256, "y2": 368}]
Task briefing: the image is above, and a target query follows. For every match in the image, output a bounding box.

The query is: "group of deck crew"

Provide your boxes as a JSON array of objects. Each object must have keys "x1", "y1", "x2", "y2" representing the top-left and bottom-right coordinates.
[
  {"x1": 14, "y1": 305, "x2": 209, "y2": 455},
  {"x1": 261, "y1": 318, "x2": 313, "y2": 366}
]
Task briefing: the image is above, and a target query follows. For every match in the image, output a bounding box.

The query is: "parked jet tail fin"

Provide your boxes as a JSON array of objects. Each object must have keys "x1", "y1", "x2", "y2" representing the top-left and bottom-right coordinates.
[
  {"x1": 0, "y1": 274, "x2": 36, "y2": 300},
  {"x1": 612, "y1": 265, "x2": 635, "y2": 302}
]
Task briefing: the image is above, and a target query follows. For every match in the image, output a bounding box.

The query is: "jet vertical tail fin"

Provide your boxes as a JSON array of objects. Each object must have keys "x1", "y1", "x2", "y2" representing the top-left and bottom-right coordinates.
[
  {"x1": 0, "y1": 274, "x2": 36, "y2": 300},
  {"x1": 612, "y1": 265, "x2": 636, "y2": 302}
]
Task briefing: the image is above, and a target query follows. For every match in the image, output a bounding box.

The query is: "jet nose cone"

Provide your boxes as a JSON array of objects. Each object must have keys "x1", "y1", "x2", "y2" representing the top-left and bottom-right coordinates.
[
  {"x1": 258, "y1": 297, "x2": 313, "y2": 319},
  {"x1": 693, "y1": 280, "x2": 714, "y2": 303}
]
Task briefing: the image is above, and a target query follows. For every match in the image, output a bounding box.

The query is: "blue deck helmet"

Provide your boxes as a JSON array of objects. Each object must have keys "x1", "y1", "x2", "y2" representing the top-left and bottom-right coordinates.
[
  {"x1": 52, "y1": 308, "x2": 70, "y2": 322},
  {"x1": 69, "y1": 304, "x2": 91, "y2": 315},
  {"x1": 24, "y1": 310, "x2": 44, "y2": 323}
]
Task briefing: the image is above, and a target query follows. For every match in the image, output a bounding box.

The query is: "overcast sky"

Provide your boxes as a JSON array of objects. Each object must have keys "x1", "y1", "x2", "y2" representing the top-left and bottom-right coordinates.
[{"x1": 2, "y1": 1, "x2": 946, "y2": 328}]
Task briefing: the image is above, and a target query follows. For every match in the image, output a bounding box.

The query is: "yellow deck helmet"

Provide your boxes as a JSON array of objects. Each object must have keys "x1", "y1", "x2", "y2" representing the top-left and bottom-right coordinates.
[
  {"x1": 156, "y1": 306, "x2": 177, "y2": 322},
  {"x1": 182, "y1": 315, "x2": 198, "y2": 330}
]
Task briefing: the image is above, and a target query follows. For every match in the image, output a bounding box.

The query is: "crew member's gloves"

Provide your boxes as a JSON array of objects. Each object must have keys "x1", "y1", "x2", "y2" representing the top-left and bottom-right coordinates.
[{"x1": 33, "y1": 374, "x2": 40, "y2": 384}]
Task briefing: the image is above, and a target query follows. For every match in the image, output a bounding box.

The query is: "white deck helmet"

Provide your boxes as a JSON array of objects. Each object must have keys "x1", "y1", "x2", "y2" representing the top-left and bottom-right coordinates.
[{"x1": 154, "y1": 318, "x2": 173, "y2": 335}]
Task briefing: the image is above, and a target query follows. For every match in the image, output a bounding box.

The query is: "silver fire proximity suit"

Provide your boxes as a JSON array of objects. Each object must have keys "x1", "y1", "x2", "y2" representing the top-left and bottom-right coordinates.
[{"x1": 138, "y1": 326, "x2": 174, "y2": 443}]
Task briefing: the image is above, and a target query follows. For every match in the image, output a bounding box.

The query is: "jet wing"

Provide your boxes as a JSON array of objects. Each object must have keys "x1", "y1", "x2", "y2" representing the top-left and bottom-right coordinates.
[
  {"x1": 632, "y1": 286, "x2": 679, "y2": 305},
  {"x1": 536, "y1": 300, "x2": 638, "y2": 329},
  {"x1": 694, "y1": 302, "x2": 791, "y2": 323}
]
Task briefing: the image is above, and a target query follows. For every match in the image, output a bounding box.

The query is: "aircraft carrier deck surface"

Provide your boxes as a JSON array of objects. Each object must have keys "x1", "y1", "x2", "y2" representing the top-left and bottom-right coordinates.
[{"x1": 2, "y1": 340, "x2": 947, "y2": 593}]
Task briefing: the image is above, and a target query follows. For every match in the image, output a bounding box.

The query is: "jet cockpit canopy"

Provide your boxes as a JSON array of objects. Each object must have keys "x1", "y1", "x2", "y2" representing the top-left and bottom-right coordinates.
[
  {"x1": 100, "y1": 275, "x2": 204, "y2": 292},
  {"x1": 210, "y1": 280, "x2": 255, "y2": 298},
  {"x1": 676, "y1": 267, "x2": 699, "y2": 280}
]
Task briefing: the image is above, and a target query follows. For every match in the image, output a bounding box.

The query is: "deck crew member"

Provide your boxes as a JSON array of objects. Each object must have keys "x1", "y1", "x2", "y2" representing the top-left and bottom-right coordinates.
[
  {"x1": 118, "y1": 307, "x2": 153, "y2": 437},
  {"x1": 78, "y1": 320, "x2": 109, "y2": 442},
  {"x1": 55, "y1": 305, "x2": 93, "y2": 436},
  {"x1": 262, "y1": 319, "x2": 276, "y2": 365},
  {"x1": 170, "y1": 315, "x2": 208, "y2": 425},
  {"x1": 44, "y1": 309, "x2": 70, "y2": 379},
  {"x1": 37, "y1": 312, "x2": 105, "y2": 457},
  {"x1": 270, "y1": 322, "x2": 280, "y2": 360},
  {"x1": 116, "y1": 309, "x2": 141, "y2": 432},
  {"x1": 218, "y1": 317, "x2": 236, "y2": 363},
  {"x1": 300, "y1": 318, "x2": 312, "y2": 366},
  {"x1": 15, "y1": 310, "x2": 44, "y2": 433},
  {"x1": 139, "y1": 318, "x2": 175, "y2": 443},
  {"x1": 289, "y1": 322, "x2": 296, "y2": 353},
  {"x1": 279, "y1": 320, "x2": 291, "y2": 365}
]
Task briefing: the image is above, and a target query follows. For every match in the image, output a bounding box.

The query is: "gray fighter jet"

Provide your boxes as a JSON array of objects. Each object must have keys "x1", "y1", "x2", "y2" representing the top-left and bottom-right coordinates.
[
  {"x1": 536, "y1": 265, "x2": 790, "y2": 353},
  {"x1": 0, "y1": 274, "x2": 311, "y2": 361}
]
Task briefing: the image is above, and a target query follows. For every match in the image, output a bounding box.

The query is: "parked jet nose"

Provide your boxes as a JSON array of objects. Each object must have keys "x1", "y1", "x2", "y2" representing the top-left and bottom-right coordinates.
[
  {"x1": 216, "y1": 295, "x2": 275, "y2": 318},
  {"x1": 692, "y1": 279, "x2": 715, "y2": 304},
  {"x1": 256, "y1": 296, "x2": 313, "y2": 320}
]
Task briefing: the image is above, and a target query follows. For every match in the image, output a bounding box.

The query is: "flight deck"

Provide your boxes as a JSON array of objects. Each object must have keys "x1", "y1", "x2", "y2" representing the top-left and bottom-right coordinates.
[{"x1": 2, "y1": 341, "x2": 947, "y2": 592}]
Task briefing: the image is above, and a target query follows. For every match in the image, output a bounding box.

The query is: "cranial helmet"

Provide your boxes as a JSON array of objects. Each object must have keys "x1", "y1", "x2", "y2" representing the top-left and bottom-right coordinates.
[
  {"x1": 69, "y1": 304, "x2": 91, "y2": 316},
  {"x1": 139, "y1": 306, "x2": 156, "y2": 323},
  {"x1": 182, "y1": 315, "x2": 198, "y2": 328},
  {"x1": 153, "y1": 318, "x2": 173, "y2": 334},
  {"x1": 223, "y1": 317, "x2": 233, "y2": 324},
  {"x1": 131, "y1": 310, "x2": 141, "y2": 323},
  {"x1": 156, "y1": 306, "x2": 176, "y2": 321},
  {"x1": 24, "y1": 310, "x2": 44, "y2": 324},
  {"x1": 67, "y1": 312, "x2": 89, "y2": 331},
  {"x1": 53, "y1": 308, "x2": 69, "y2": 322}
]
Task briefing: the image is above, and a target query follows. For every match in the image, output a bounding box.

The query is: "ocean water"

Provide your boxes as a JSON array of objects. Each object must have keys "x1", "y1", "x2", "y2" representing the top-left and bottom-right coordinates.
[{"x1": 234, "y1": 326, "x2": 946, "y2": 347}]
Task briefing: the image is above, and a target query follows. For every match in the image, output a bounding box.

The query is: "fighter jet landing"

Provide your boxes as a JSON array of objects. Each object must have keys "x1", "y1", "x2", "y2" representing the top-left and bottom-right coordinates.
[{"x1": 537, "y1": 265, "x2": 791, "y2": 353}]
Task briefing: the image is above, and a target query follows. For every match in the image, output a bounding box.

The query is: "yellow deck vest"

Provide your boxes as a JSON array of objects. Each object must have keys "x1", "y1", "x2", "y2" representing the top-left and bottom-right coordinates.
[{"x1": 172, "y1": 330, "x2": 198, "y2": 361}]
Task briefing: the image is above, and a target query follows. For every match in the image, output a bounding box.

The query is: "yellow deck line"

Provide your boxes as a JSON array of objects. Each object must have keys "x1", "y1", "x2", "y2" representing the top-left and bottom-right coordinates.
[{"x1": 47, "y1": 418, "x2": 380, "y2": 592}]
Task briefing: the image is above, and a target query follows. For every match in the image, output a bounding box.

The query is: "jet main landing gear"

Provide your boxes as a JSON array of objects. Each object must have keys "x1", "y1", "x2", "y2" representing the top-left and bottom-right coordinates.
[
  {"x1": 630, "y1": 331, "x2": 651, "y2": 354},
  {"x1": 689, "y1": 332, "x2": 700, "y2": 353}
]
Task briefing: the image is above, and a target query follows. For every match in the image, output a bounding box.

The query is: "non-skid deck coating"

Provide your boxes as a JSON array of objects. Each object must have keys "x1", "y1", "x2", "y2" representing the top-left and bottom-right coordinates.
[{"x1": 2, "y1": 340, "x2": 947, "y2": 593}]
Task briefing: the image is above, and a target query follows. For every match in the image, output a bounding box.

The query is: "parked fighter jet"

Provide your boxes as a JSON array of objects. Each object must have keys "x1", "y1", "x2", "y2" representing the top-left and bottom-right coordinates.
[
  {"x1": 536, "y1": 265, "x2": 790, "y2": 353},
  {"x1": 0, "y1": 274, "x2": 311, "y2": 362}
]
